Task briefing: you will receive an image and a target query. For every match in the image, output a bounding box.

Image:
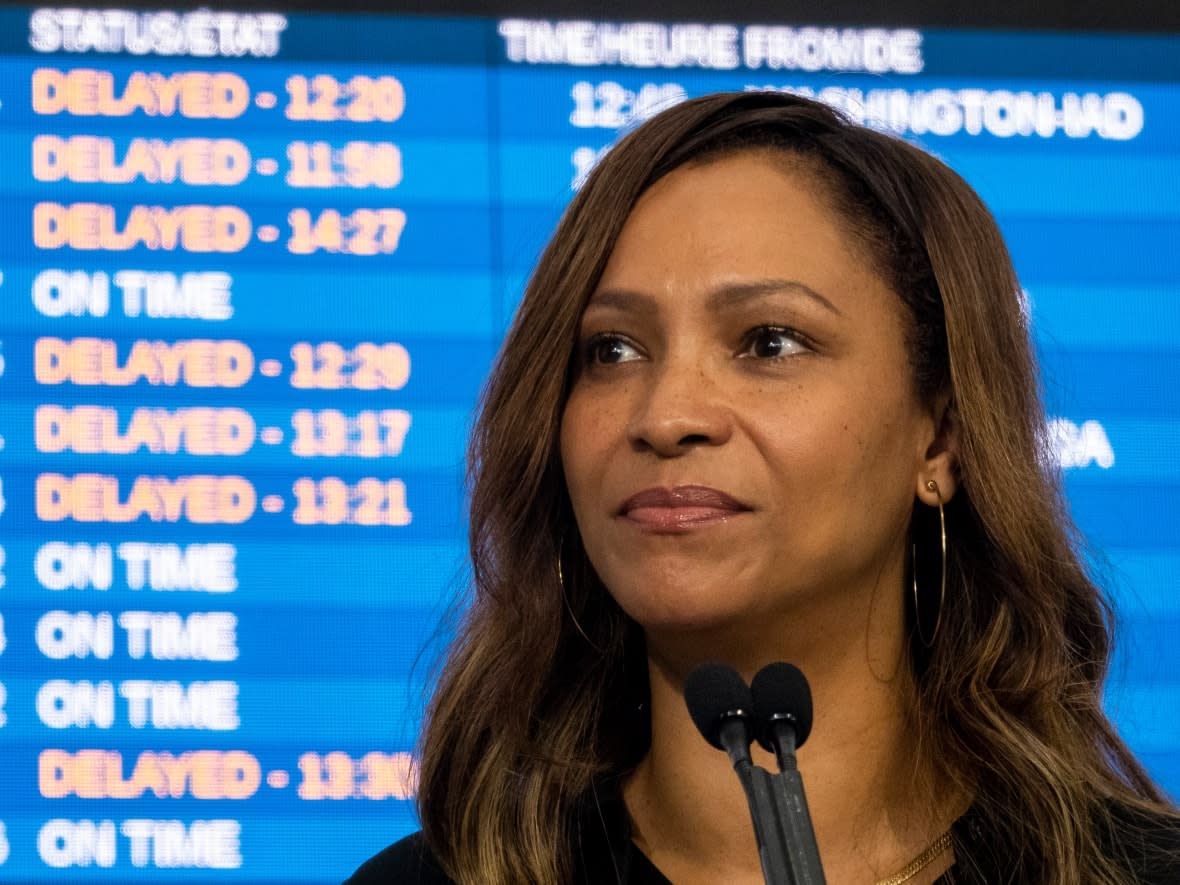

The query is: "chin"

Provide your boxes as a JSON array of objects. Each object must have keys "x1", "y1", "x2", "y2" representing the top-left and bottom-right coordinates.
[{"x1": 612, "y1": 586, "x2": 753, "y2": 636}]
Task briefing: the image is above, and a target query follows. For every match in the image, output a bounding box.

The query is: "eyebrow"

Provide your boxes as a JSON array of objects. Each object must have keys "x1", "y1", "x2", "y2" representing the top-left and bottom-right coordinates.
[{"x1": 587, "y1": 278, "x2": 842, "y2": 317}]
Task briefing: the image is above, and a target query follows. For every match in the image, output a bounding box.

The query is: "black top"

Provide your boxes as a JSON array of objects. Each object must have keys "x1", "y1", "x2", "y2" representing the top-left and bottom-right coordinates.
[{"x1": 344, "y1": 789, "x2": 1180, "y2": 884}]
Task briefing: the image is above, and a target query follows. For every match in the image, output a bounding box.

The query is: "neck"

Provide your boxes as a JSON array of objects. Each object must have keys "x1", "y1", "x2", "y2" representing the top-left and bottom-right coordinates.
[{"x1": 623, "y1": 587, "x2": 960, "y2": 885}]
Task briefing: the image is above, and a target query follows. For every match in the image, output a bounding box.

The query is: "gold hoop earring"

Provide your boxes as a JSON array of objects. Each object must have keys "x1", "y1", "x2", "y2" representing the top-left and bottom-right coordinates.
[
  {"x1": 912, "y1": 479, "x2": 947, "y2": 647},
  {"x1": 556, "y1": 537, "x2": 603, "y2": 652}
]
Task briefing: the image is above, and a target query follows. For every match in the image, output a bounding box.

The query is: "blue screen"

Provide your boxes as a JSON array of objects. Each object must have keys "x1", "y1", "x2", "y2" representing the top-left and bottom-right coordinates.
[{"x1": 0, "y1": 7, "x2": 1177, "y2": 881}]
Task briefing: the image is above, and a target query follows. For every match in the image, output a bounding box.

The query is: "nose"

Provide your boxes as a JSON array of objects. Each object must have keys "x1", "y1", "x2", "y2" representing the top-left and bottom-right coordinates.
[{"x1": 626, "y1": 359, "x2": 733, "y2": 456}]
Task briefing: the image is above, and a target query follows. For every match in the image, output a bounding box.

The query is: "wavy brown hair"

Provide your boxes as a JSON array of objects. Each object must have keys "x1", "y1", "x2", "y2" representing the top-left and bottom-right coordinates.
[{"x1": 415, "y1": 91, "x2": 1174, "y2": 883}]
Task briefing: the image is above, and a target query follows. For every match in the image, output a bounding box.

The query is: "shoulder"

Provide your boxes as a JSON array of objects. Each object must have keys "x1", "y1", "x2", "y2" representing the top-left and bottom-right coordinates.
[
  {"x1": 947, "y1": 801, "x2": 1180, "y2": 885},
  {"x1": 343, "y1": 832, "x2": 452, "y2": 885}
]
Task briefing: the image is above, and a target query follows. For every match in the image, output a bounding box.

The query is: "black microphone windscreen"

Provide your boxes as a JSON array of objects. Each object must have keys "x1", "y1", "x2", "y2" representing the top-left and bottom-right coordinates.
[
  {"x1": 683, "y1": 663, "x2": 753, "y2": 750},
  {"x1": 750, "y1": 661, "x2": 814, "y2": 749}
]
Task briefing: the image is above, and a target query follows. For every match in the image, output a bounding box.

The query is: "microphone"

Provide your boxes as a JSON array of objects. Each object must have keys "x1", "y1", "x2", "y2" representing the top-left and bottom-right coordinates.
[
  {"x1": 684, "y1": 663, "x2": 756, "y2": 772},
  {"x1": 751, "y1": 662, "x2": 825, "y2": 885},
  {"x1": 684, "y1": 664, "x2": 791, "y2": 884},
  {"x1": 750, "y1": 661, "x2": 813, "y2": 770}
]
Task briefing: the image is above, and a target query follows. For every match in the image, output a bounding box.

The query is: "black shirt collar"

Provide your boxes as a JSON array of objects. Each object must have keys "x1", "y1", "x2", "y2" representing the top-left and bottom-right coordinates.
[{"x1": 571, "y1": 779, "x2": 991, "y2": 885}]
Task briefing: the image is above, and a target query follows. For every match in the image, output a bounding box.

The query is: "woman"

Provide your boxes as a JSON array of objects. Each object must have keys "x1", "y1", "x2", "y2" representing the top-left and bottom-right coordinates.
[{"x1": 346, "y1": 91, "x2": 1179, "y2": 884}]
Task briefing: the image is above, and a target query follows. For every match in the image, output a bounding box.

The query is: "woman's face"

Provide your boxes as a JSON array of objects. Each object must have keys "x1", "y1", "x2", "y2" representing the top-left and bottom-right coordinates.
[{"x1": 560, "y1": 152, "x2": 941, "y2": 637}]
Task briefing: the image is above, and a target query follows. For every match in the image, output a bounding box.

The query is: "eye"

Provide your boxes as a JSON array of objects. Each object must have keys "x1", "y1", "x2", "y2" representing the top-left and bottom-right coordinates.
[
  {"x1": 584, "y1": 333, "x2": 643, "y2": 365},
  {"x1": 739, "y1": 326, "x2": 810, "y2": 360}
]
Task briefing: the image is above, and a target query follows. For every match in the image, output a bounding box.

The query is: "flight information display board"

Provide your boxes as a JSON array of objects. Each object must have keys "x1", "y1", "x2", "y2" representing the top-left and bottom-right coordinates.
[{"x1": 0, "y1": 7, "x2": 1176, "y2": 882}]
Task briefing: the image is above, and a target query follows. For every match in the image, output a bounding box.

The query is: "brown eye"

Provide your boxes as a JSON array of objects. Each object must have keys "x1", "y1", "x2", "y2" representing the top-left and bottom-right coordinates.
[
  {"x1": 740, "y1": 326, "x2": 808, "y2": 360},
  {"x1": 586, "y1": 334, "x2": 641, "y2": 365}
]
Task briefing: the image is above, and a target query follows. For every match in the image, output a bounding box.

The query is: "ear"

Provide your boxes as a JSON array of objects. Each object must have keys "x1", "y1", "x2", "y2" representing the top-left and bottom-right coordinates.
[{"x1": 916, "y1": 395, "x2": 959, "y2": 505}]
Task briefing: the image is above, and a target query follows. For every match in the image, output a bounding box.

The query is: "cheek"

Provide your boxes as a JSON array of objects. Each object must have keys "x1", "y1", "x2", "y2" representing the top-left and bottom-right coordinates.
[
  {"x1": 761, "y1": 378, "x2": 921, "y2": 505},
  {"x1": 836, "y1": 403, "x2": 928, "y2": 519},
  {"x1": 559, "y1": 392, "x2": 610, "y2": 508},
  {"x1": 754, "y1": 386, "x2": 859, "y2": 468}
]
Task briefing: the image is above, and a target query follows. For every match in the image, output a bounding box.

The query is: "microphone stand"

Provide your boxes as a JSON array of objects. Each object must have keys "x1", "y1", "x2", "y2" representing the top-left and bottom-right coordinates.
[
  {"x1": 717, "y1": 716, "x2": 793, "y2": 885},
  {"x1": 764, "y1": 715, "x2": 826, "y2": 885}
]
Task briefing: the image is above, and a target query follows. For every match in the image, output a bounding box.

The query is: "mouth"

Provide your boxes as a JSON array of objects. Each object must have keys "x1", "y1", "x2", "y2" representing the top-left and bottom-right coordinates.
[{"x1": 617, "y1": 485, "x2": 752, "y2": 533}]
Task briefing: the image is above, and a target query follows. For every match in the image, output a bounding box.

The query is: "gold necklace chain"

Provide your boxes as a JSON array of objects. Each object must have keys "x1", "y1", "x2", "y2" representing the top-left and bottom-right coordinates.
[{"x1": 872, "y1": 830, "x2": 953, "y2": 885}]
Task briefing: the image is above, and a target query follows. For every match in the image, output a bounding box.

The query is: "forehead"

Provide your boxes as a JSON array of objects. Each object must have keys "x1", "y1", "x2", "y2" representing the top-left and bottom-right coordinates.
[{"x1": 591, "y1": 151, "x2": 888, "y2": 311}]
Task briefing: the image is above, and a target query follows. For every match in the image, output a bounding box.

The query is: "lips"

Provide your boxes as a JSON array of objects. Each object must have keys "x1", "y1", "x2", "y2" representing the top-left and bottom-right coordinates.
[{"x1": 618, "y1": 485, "x2": 751, "y2": 532}]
